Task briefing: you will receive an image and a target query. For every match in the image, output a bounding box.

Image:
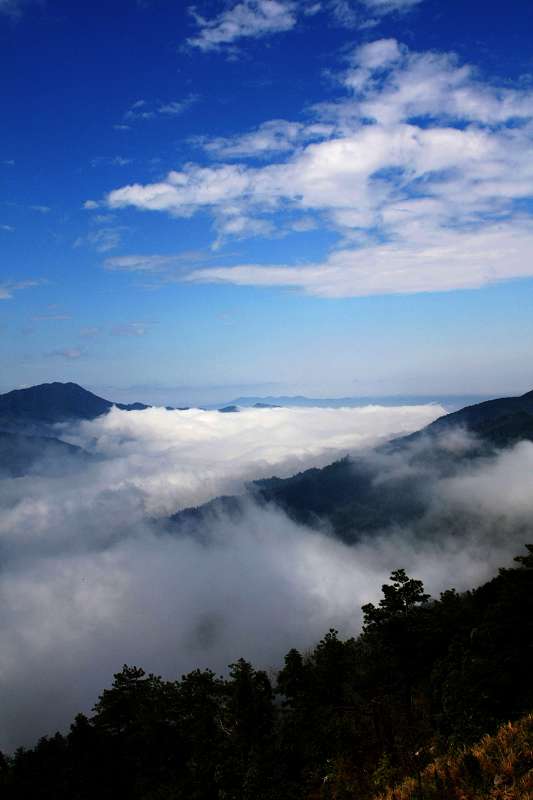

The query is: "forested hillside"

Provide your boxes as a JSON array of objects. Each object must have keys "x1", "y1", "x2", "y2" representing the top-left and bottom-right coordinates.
[{"x1": 2, "y1": 545, "x2": 532, "y2": 799}]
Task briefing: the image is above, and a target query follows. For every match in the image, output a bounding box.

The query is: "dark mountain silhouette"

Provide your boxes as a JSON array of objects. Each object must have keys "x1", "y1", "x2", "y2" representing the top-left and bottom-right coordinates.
[
  {"x1": 429, "y1": 388, "x2": 533, "y2": 432},
  {"x1": 395, "y1": 388, "x2": 533, "y2": 449},
  {"x1": 218, "y1": 405, "x2": 240, "y2": 413},
  {"x1": 0, "y1": 382, "x2": 149, "y2": 474},
  {"x1": 0, "y1": 382, "x2": 149, "y2": 431}
]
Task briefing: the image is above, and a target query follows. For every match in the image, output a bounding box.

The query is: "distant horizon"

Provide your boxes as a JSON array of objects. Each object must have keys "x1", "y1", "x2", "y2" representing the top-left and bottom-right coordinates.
[{"x1": 0, "y1": 377, "x2": 511, "y2": 411}]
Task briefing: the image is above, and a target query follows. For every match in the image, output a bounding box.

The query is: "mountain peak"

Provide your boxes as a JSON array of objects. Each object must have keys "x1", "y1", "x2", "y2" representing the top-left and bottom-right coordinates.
[{"x1": 0, "y1": 382, "x2": 149, "y2": 425}]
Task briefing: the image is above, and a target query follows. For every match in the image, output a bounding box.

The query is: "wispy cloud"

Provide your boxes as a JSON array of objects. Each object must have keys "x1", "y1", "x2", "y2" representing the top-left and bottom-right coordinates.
[
  {"x1": 187, "y1": 1, "x2": 298, "y2": 51},
  {"x1": 79, "y1": 327, "x2": 102, "y2": 338},
  {"x1": 0, "y1": 279, "x2": 41, "y2": 301},
  {"x1": 121, "y1": 95, "x2": 197, "y2": 125},
  {"x1": 46, "y1": 348, "x2": 85, "y2": 360},
  {"x1": 0, "y1": 0, "x2": 34, "y2": 17},
  {"x1": 90, "y1": 156, "x2": 132, "y2": 168},
  {"x1": 32, "y1": 311, "x2": 72, "y2": 321},
  {"x1": 186, "y1": 0, "x2": 422, "y2": 50},
  {"x1": 29, "y1": 205, "x2": 51, "y2": 214},
  {"x1": 74, "y1": 227, "x2": 127, "y2": 253},
  {"x1": 158, "y1": 96, "x2": 198, "y2": 115},
  {"x1": 104, "y1": 254, "x2": 185, "y2": 273},
  {"x1": 110, "y1": 321, "x2": 158, "y2": 337},
  {"x1": 193, "y1": 119, "x2": 333, "y2": 159}
]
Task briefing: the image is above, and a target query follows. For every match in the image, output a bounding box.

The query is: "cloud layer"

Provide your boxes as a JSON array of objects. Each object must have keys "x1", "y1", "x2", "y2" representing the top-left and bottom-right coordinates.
[{"x1": 1, "y1": 403, "x2": 533, "y2": 752}]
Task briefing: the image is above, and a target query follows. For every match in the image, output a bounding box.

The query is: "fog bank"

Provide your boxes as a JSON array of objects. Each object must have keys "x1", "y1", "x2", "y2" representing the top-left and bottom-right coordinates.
[{"x1": 1, "y1": 404, "x2": 532, "y2": 751}]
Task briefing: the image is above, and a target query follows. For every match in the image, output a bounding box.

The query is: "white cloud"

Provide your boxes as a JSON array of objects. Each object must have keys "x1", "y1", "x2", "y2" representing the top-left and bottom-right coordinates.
[
  {"x1": 187, "y1": 0, "x2": 298, "y2": 51},
  {"x1": 329, "y1": 0, "x2": 422, "y2": 27},
  {"x1": 186, "y1": 0, "x2": 423, "y2": 47},
  {"x1": 63, "y1": 404, "x2": 445, "y2": 520},
  {"x1": 187, "y1": 219, "x2": 533, "y2": 297},
  {"x1": 105, "y1": 40, "x2": 533, "y2": 296}
]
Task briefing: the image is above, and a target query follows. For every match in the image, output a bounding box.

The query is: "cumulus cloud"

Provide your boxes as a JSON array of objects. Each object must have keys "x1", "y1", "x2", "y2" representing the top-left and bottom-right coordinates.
[
  {"x1": 104, "y1": 40, "x2": 533, "y2": 295},
  {"x1": 1, "y1": 403, "x2": 532, "y2": 752}
]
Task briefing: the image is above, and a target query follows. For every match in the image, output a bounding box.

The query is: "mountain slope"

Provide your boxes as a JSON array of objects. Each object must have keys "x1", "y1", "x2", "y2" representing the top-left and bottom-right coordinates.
[
  {"x1": 0, "y1": 431, "x2": 92, "y2": 477},
  {"x1": 171, "y1": 387, "x2": 533, "y2": 542},
  {"x1": 417, "y1": 388, "x2": 533, "y2": 440},
  {"x1": 374, "y1": 714, "x2": 533, "y2": 800}
]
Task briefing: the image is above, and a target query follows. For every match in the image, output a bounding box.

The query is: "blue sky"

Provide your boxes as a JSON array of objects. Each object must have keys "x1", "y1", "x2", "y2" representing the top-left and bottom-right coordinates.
[{"x1": 2, "y1": 0, "x2": 533, "y2": 404}]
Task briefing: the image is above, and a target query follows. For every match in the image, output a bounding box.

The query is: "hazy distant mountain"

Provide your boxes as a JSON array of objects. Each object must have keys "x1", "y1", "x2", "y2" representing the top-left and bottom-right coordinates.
[
  {"x1": 0, "y1": 431, "x2": 92, "y2": 478},
  {"x1": 0, "y1": 382, "x2": 149, "y2": 433},
  {"x1": 228, "y1": 394, "x2": 490, "y2": 411}
]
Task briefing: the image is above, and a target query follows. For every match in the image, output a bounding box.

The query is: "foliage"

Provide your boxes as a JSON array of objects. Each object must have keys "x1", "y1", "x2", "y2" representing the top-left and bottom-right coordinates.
[{"x1": 374, "y1": 713, "x2": 533, "y2": 800}]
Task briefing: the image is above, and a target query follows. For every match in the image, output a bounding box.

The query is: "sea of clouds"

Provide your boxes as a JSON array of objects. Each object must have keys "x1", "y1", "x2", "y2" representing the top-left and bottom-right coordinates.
[{"x1": 1, "y1": 403, "x2": 532, "y2": 751}]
